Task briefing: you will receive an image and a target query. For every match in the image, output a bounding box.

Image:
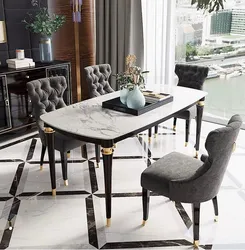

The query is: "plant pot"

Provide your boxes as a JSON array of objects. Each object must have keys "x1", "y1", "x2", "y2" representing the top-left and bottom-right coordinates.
[
  {"x1": 120, "y1": 88, "x2": 129, "y2": 104},
  {"x1": 39, "y1": 37, "x2": 53, "y2": 62},
  {"x1": 126, "y1": 85, "x2": 145, "y2": 109}
]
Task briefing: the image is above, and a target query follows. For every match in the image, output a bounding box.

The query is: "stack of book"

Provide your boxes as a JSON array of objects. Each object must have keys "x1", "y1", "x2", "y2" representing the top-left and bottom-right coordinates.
[
  {"x1": 143, "y1": 91, "x2": 170, "y2": 103},
  {"x1": 6, "y1": 58, "x2": 35, "y2": 69}
]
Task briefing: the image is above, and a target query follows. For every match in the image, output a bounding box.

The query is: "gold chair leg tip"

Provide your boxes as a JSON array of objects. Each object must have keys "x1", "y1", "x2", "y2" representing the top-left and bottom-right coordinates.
[
  {"x1": 40, "y1": 165, "x2": 43, "y2": 170},
  {"x1": 142, "y1": 220, "x2": 147, "y2": 226},
  {"x1": 148, "y1": 138, "x2": 151, "y2": 143},
  {"x1": 194, "y1": 151, "x2": 199, "y2": 159},
  {"x1": 96, "y1": 163, "x2": 100, "y2": 168},
  {"x1": 67, "y1": 153, "x2": 71, "y2": 158},
  {"x1": 64, "y1": 180, "x2": 68, "y2": 186},
  {"x1": 52, "y1": 189, "x2": 56, "y2": 196},
  {"x1": 106, "y1": 218, "x2": 111, "y2": 227},
  {"x1": 154, "y1": 134, "x2": 157, "y2": 138},
  {"x1": 185, "y1": 142, "x2": 188, "y2": 147},
  {"x1": 193, "y1": 240, "x2": 199, "y2": 248},
  {"x1": 214, "y1": 216, "x2": 218, "y2": 222},
  {"x1": 173, "y1": 126, "x2": 176, "y2": 131},
  {"x1": 113, "y1": 144, "x2": 117, "y2": 148}
]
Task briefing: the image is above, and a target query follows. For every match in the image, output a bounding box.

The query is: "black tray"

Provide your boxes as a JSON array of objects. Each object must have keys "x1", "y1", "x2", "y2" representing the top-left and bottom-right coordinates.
[{"x1": 102, "y1": 94, "x2": 173, "y2": 116}]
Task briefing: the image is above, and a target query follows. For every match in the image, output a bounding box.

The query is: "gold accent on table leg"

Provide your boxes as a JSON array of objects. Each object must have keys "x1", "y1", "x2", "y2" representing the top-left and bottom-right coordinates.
[
  {"x1": 44, "y1": 127, "x2": 54, "y2": 133},
  {"x1": 64, "y1": 180, "x2": 68, "y2": 186},
  {"x1": 197, "y1": 101, "x2": 205, "y2": 107},
  {"x1": 154, "y1": 134, "x2": 157, "y2": 139},
  {"x1": 40, "y1": 165, "x2": 43, "y2": 171},
  {"x1": 102, "y1": 147, "x2": 114, "y2": 155},
  {"x1": 142, "y1": 220, "x2": 146, "y2": 226},
  {"x1": 106, "y1": 218, "x2": 111, "y2": 227},
  {"x1": 67, "y1": 152, "x2": 71, "y2": 158},
  {"x1": 148, "y1": 137, "x2": 151, "y2": 143},
  {"x1": 195, "y1": 151, "x2": 199, "y2": 159},
  {"x1": 214, "y1": 216, "x2": 218, "y2": 222},
  {"x1": 232, "y1": 142, "x2": 236, "y2": 152},
  {"x1": 185, "y1": 142, "x2": 188, "y2": 147},
  {"x1": 113, "y1": 143, "x2": 117, "y2": 148},
  {"x1": 52, "y1": 189, "x2": 56, "y2": 196},
  {"x1": 173, "y1": 125, "x2": 176, "y2": 131},
  {"x1": 96, "y1": 163, "x2": 100, "y2": 168},
  {"x1": 193, "y1": 240, "x2": 199, "y2": 248}
]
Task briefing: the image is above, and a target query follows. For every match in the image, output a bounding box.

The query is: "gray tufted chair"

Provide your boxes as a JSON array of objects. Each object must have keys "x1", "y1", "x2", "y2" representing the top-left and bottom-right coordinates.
[
  {"x1": 173, "y1": 64, "x2": 209, "y2": 146},
  {"x1": 84, "y1": 64, "x2": 114, "y2": 98},
  {"x1": 84, "y1": 64, "x2": 115, "y2": 158},
  {"x1": 27, "y1": 76, "x2": 100, "y2": 186},
  {"x1": 141, "y1": 114, "x2": 242, "y2": 248}
]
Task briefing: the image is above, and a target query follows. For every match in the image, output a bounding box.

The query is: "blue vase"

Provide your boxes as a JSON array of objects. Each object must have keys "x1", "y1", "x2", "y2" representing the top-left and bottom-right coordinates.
[
  {"x1": 126, "y1": 85, "x2": 145, "y2": 109},
  {"x1": 120, "y1": 88, "x2": 129, "y2": 104},
  {"x1": 39, "y1": 37, "x2": 53, "y2": 62}
]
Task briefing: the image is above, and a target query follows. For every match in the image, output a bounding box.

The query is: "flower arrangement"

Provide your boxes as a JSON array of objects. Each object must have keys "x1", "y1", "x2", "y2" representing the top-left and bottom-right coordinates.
[{"x1": 114, "y1": 55, "x2": 149, "y2": 91}]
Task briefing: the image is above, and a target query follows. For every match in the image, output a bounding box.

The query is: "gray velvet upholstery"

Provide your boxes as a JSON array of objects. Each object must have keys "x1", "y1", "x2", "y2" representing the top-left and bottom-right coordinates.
[
  {"x1": 174, "y1": 64, "x2": 209, "y2": 120},
  {"x1": 84, "y1": 64, "x2": 114, "y2": 98},
  {"x1": 141, "y1": 114, "x2": 242, "y2": 203},
  {"x1": 27, "y1": 76, "x2": 84, "y2": 152}
]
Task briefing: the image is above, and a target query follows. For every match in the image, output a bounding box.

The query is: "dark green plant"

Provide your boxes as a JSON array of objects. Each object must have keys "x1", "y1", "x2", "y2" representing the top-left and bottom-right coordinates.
[
  {"x1": 191, "y1": 0, "x2": 225, "y2": 13},
  {"x1": 22, "y1": 8, "x2": 66, "y2": 37}
]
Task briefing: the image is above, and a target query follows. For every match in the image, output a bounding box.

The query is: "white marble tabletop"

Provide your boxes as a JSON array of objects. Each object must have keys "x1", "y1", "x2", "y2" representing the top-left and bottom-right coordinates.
[{"x1": 40, "y1": 86, "x2": 207, "y2": 141}]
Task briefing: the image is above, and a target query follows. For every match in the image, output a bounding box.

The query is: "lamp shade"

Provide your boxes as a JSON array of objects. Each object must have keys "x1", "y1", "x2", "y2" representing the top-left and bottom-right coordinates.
[{"x1": 0, "y1": 21, "x2": 7, "y2": 43}]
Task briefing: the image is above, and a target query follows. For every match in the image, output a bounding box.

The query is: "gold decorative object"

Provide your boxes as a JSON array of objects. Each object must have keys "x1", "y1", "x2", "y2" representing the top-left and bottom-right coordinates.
[{"x1": 125, "y1": 54, "x2": 137, "y2": 72}]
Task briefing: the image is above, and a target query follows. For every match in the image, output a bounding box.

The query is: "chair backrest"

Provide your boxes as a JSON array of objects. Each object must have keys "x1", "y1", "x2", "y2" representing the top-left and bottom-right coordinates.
[
  {"x1": 26, "y1": 76, "x2": 67, "y2": 143},
  {"x1": 84, "y1": 64, "x2": 114, "y2": 98},
  {"x1": 175, "y1": 64, "x2": 209, "y2": 90}
]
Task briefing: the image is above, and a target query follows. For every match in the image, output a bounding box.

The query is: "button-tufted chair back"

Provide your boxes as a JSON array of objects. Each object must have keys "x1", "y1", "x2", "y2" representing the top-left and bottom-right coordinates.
[
  {"x1": 84, "y1": 64, "x2": 114, "y2": 98},
  {"x1": 27, "y1": 76, "x2": 67, "y2": 144},
  {"x1": 175, "y1": 64, "x2": 209, "y2": 90}
]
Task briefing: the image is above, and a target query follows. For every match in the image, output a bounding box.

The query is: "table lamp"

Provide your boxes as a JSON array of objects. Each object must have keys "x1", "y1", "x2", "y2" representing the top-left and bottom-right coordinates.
[{"x1": 0, "y1": 21, "x2": 7, "y2": 43}]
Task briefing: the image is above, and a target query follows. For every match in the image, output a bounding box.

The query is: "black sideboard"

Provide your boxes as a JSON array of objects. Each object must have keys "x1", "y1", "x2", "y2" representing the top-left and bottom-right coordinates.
[{"x1": 0, "y1": 60, "x2": 71, "y2": 138}]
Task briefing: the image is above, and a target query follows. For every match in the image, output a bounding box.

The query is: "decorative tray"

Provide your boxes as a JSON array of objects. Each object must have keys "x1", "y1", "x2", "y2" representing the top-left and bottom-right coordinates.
[{"x1": 102, "y1": 92, "x2": 173, "y2": 116}]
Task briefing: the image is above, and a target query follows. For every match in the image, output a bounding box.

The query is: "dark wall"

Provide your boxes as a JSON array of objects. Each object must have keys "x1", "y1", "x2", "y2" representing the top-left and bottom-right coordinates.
[{"x1": 0, "y1": 0, "x2": 47, "y2": 66}]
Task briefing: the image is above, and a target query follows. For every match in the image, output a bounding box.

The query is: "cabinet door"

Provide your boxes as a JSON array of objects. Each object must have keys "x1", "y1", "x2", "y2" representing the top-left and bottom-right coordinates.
[
  {"x1": 7, "y1": 69, "x2": 46, "y2": 128},
  {"x1": 0, "y1": 76, "x2": 11, "y2": 133},
  {"x1": 46, "y1": 64, "x2": 71, "y2": 105}
]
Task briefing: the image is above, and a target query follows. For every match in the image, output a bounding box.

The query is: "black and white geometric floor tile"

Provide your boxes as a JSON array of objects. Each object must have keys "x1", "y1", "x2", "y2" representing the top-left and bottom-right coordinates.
[{"x1": 0, "y1": 120, "x2": 245, "y2": 249}]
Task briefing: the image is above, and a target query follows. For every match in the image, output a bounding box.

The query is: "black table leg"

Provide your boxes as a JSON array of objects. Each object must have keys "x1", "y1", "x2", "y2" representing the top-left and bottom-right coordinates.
[
  {"x1": 195, "y1": 101, "x2": 204, "y2": 158},
  {"x1": 45, "y1": 127, "x2": 56, "y2": 196},
  {"x1": 102, "y1": 146, "x2": 114, "y2": 227}
]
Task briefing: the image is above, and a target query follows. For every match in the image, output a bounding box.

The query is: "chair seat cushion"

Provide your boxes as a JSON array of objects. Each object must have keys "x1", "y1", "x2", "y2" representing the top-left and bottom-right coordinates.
[
  {"x1": 174, "y1": 105, "x2": 196, "y2": 120},
  {"x1": 141, "y1": 152, "x2": 203, "y2": 197},
  {"x1": 54, "y1": 132, "x2": 85, "y2": 152}
]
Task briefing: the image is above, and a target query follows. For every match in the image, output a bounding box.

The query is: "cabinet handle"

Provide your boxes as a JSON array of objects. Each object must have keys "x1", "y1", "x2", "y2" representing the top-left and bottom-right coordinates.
[
  {"x1": 5, "y1": 99, "x2": 9, "y2": 106},
  {"x1": 26, "y1": 75, "x2": 30, "y2": 79}
]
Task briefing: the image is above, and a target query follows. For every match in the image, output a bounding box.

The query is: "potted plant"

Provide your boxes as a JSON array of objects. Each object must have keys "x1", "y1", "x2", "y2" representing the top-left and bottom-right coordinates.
[
  {"x1": 114, "y1": 55, "x2": 149, "y2": 109},
  {"x1": 23, "y1": 8, "x2": 66, "y2": 62}
]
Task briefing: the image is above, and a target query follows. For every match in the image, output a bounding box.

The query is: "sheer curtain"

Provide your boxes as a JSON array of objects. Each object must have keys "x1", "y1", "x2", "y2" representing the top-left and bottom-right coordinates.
[{"x1": 142, "y1": 0, "x2": 176, "y2": 87}]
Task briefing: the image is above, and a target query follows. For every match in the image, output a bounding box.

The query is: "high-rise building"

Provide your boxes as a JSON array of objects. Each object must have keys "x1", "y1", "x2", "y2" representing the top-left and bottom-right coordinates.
[
  {"x1": 210, "y1": 10, "x2": 232, "y2": 35},
  {"x1": 231, "y1": 9, "x2": 245, "y2": 35}
]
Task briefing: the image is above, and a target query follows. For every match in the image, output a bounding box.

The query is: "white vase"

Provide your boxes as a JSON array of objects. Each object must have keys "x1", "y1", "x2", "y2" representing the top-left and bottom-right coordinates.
[
  {"x1": 126, "y1": 85, "x2": 145, "y2": 109},
  {"x1": 120, "y1": 88, "x2": 129, "y2": 104}
]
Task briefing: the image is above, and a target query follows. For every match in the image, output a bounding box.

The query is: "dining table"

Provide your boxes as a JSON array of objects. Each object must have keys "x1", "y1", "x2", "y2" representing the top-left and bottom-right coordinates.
[{"x1": 40, "y1": 85, "x2": 207, "y2": 227}]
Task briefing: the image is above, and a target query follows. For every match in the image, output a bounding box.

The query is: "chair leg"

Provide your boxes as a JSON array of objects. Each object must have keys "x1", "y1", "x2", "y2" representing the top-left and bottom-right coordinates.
[
  {"x1": 154, "y1": 125, "x2": 158, "y2": 138},
  {"x1": 173, "y1": 118, "x2": 177, "y2": 131},
  {"x1": 185, "y1": 119, "x2": 191, "y2": 147},
  {"x1": 142, "y1": 188, "x2": 150, "y2": 226},
  {"x1": 40, "y1": 145, "x2": 46, "y2": 170},
  {"x1": 60, "y1": 152, "x2": 68, "y2": 186},
  {"x1": 192, "y1": 203, "x2": 200, "y2": 248},
  {"x1": 95, "y1": 144, "x2": 101, "y2": 168},
  {"x1": 212, "y1": 196, "x2": 218, "y2": 222},
  {"x1": 148, "y1": 128, "x2": 152, "y2": 143}
]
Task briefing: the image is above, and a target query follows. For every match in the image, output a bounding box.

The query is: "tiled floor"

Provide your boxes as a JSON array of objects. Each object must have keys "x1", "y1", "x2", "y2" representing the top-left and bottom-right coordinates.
[{"x1": 0, "y1": 119, "x2": 245, "y2": 249}]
